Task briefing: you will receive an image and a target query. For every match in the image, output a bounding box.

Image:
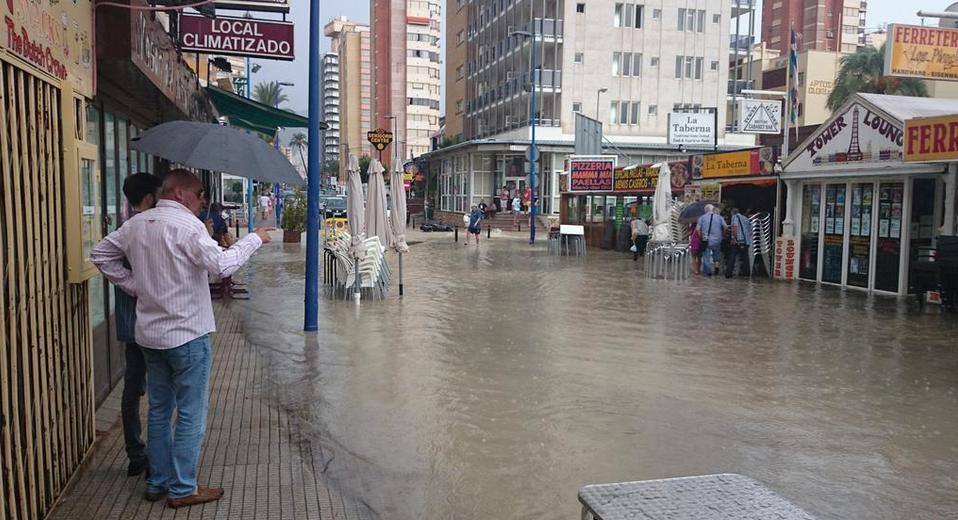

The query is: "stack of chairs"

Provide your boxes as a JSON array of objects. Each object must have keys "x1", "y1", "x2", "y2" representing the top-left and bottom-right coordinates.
[
  {"x1": 748, "y1": 212, "x2": 773, "y2": 277},
  {"x1": 323, "y1": 233, "x2": 391, "y2": 300},
  {"x1": 644, "y1": 241, "x2": 691, "y2": 281}
]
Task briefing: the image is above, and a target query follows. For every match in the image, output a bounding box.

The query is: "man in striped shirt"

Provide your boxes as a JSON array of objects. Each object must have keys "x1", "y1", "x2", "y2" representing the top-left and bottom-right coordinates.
[{"x1": 92, "y1": 170, "x2": 272, "y2": 508}]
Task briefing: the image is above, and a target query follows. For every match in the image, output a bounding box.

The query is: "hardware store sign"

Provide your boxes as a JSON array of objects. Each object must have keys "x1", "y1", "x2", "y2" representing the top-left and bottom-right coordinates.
[
  {"x1": 885, "y1": 23, "x2": 958, "y2": 82},
  {"x1": 179, "y1": 14, "x2": 294, "y2": 60}
]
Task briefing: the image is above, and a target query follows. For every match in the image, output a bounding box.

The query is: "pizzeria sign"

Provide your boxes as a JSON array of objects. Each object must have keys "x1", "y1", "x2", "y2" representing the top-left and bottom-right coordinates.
[{"x1": 179, "y1": 14, "x2": 294, "y2": 60}]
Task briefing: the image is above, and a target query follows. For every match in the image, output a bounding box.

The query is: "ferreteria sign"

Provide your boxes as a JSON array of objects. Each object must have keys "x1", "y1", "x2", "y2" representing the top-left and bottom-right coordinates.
[
  {"x1": 366, "y1": 128, "x2": 393, "y2": 151},
  {"x1": 179, "y1": 14, "x2": 294, "y2": 60},
  {"x1": 903, "y1": 113, "x2": 958, "y2": 162},
  {"x1": 884, "y1": 23, "x2": 958, "y2": 82}
]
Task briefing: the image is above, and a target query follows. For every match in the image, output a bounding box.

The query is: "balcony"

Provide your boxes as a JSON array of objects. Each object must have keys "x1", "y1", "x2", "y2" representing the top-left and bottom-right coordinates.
[
  {"x1": 727, "y1": 79, "x2": 754, "y2": 96},
  {"x1": 527, "y1": 18, "x2": 564, "y2": 41}
]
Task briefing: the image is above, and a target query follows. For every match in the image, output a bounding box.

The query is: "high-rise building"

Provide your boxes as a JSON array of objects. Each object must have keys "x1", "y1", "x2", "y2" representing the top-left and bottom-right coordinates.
[
  {"x1": 325, "y1": 17, "x2": 373, "y2": 179},
  {"x1": 370, "y1": 0, "x2": 441, "y2": 166},
  {"x1": 761, "y1": 0, "x2": 866, "y2": 55},
  {"x1": 322, "y1": 53, "x2": 341, "y2": 165},
  {"x1": 430, "y1": 0, "x2": 750, "y2": 217}
]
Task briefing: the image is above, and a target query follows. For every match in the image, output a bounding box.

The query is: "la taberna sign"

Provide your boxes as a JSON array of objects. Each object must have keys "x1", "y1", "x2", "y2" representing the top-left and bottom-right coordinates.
[{"x1": 787, "y1": 102, "x2": 904, "y2": 170}]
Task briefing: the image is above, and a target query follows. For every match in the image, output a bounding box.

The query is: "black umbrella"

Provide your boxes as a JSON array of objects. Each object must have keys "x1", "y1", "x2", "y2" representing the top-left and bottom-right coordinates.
[
  {"x1": 679, "y1": 201, "x2": 721, "y2": 223},
  {"x1": 130, "y1": 121, "x2": 305, "y2": 186}
]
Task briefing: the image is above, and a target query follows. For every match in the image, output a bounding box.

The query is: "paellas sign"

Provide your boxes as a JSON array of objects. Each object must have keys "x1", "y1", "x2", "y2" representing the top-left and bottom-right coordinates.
[
  {"x1": 903, "y1": 113, "x2": 958, "y2": 162},
  {"x1": 884, "y1": 23, "x2": 958, "y2": 82},
  {"x1": 788, "y1": 102, "x2": 903, "y2": 170},
  {"x1": 2, "y1": 0, "x2": 93, "y2": 96},
  {"x1": 179, "y1": 14, "x2": 294, "y2": 61},
  {"x1": 613, "y1": 161, "x2": 690, "y2": 191},
  {"x1": 569, "y1": 158, "x2": 615, "y2": 192}
]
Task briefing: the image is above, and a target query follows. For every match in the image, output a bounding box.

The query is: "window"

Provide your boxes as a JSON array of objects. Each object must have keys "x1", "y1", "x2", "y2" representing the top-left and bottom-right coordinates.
[
  {"x1": 619, "y1": 101, "x2": 629, "y2": 124},
  {"x1": 616, "y1": 3, "x2": 643, "y2": 28},
  {"x1": 633, "y1": 53, "x2": 642, "y2": 76},
  {"x1": 710, "y1": 60, "x2": 719, "y2": 70},
  {"x1": 630, "y1": 102, "x2": 640, "y2": 124},
  {"x1": 713, "y1": 13, "x2": 720, "y2": 23},
  {"x1": 697, "y1": 10, "x2": 705, "y2": 32},
  {"x1": 458, "y1": 30, "x2": 465, "y2": 45},
  {"x1": 572, "y1": 102, "x2": 582, "y2": 112},
  {"x1": 613, "y1": 52, "x2": 622, "y2": 75},
  {"x1": 457, "y1": 65, "x2": 464, "y2": 79},
  {"x1": 574, "y1": 52, "x2": 584, "y2": 64},
  {"x1": 688, "y1": 9, "x2": 697, "y2": 31},
  {"x1": 610, "y1": 101, "x2": 618, "y2": 123},
  {"x1": 653, "y1": 8, "x2": 661, "y2": 19},
  {"x1": 622, "y1": 52, "x2": 632, "y2": 76},
  {"x1": 634, "y1": 5, "x2": 644, "y2": 27},
  {"x1": 798, "y1": 72, "x2": 805, "y2": 86},
  {"x1": 648, "y1": 104, "x2": 657, "y2": 115},
  {"x1": 614, "y1": 3, "x2": 624, "y2": 26},
  {"x1": 695, "y1": 57, "x2": 703, "y2": 79},
  {"x1": 625, "y1": 4, "x2": 634, "y2": 27},
  {"x1": 650, "y1": 57, "x2": 659, "y2": 66},
  {"x1": 576, "y1": 2, "x2": 585, "y2": 13},
  {"x1": 675, "y1": 56, "x2": 683, "y2": 78},
  {"x1": 685, "y1": 56, "x2": 693, "y2": 78},
  {"x1": 678, "y1": 8, "x2": 685, "y2": 30}
]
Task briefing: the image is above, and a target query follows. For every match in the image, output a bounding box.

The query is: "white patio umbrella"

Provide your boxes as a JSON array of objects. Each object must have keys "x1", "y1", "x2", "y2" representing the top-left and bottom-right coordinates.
[
  {"x1": 651, "y1": 162, "x2": 673, "y2": 242},
  {"x1": 346, "y1": 155, "x2": 366, "y2": 301},
  {"x1": 389, "y1": 165, "x2": 409, "y2": 296},
  {"x1": 364, "y1": 159, "x2": 393, "y2": 249}
]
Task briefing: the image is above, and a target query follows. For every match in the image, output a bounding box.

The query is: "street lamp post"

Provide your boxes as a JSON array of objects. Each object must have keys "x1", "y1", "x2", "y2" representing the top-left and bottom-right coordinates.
[
  {"x1": 510, "y1": 26, "x2": 538, "y2": 245},
  {"x1": 596, "y1": 88, "x2": 607, "y2": 121},
  {"x1": 304, "y1": 0, "x2": 322, "y2": 331}
]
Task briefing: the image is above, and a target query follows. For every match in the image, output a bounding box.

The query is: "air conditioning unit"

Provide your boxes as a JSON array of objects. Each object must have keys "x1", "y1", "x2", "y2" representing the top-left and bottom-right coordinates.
[{"x1": 827, "y1": 30, "x2": 834, "y2": 38}]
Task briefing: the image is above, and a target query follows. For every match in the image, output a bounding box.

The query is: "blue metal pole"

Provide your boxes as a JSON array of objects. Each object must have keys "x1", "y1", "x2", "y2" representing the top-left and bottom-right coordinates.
[
  {"x1": 304, "y1": 0, "x2": 322, "y2": 331},
  {"x1": 246, "y1": 59, "x2": 254, "y2": 233},
  {"x1": 529, "y1": 21, "x2": 537, "y2": 245}
]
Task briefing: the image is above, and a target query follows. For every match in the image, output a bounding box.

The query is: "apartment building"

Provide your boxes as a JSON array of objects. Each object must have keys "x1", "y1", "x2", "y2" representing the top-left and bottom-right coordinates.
[
  {"x1": 430, "y1": 0, "x2": 744, "y2": 217},
  {"x1": 370, "y1": 0, "x2": 442, "y2": 167},
  {"x1": 322, "y1": 53, "x2": 341, "y2": 165},
  {"x1": 761, "y1": 0, "x2": 866, "y2": 55},
  {"x1": 325, "y1": 17, "x2": 373, "y2": 178}
]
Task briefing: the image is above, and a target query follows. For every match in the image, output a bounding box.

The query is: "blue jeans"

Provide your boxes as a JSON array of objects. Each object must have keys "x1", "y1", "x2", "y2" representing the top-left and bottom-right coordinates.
[
  {"x1": 141, "y1": 334, "x2": 212, "y2": 498},
  {"x1": 702, "y1": 243, "x2": 722, "y2": 275}
]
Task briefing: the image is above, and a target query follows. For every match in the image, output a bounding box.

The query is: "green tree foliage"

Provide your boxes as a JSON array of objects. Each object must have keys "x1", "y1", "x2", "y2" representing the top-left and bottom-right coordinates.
[
  {"x1": 253, "y1": 81, "x2": 289, "y2": 108},
  {"x1": 827, "y1": 44, "x2": 929, "y2": 112}
]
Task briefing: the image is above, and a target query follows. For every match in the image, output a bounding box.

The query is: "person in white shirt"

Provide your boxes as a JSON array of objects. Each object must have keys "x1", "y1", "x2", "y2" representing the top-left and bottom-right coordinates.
[
  {"x1": 259, "y1": 193, "x2": 271, "y2": 220},
  {"x1": 91, "y1": 170, "x2": 272, "y2": 509},
  {"x1": 631, "y1": 217, "x2": 650, "y2": 261}
]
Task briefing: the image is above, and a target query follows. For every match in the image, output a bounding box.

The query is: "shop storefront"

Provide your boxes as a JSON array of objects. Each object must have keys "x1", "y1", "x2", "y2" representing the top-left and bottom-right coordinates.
[
  {"x1": 780, "y1": 93, "x2": 958, "y2": 296},
  {"x1": 688, "y1": 147, "x2": 777, "y2": 213},
  {"x1": 560, "y1": 159, "x2": 691, "y2": 248}
]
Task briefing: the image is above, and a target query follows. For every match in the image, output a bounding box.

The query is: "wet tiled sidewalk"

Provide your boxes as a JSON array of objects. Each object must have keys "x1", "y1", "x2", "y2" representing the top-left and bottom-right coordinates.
[{"x1": 49, "y1": 302, "x2": 374, "y2": 520}]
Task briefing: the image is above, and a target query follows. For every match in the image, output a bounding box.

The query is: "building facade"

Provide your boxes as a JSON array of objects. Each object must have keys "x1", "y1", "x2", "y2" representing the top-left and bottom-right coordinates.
[
  {"x1": 370, "y1": 0, "x2": 441, "y2": 166},
  {"x1": 322, "y1": 53, "x2": 341, "y2": 164},
  {"x1": 326, "y1": 17, "x2": 372, "y2": 177},
  {"x1": 761, "y1": 0, "x2": 866, "y2": 55},
  {"x1": 429, "y1": 0, "x2": 751, "y2": 218}
]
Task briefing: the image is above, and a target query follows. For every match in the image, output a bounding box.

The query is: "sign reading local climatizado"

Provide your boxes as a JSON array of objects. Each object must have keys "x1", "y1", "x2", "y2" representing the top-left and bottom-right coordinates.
[
  {"x1": 737, "y1": 99, "x2": 782, "y2": 134},
  {"x1": 787, "y1": 101, "x2": 904, "y2": 170},
  {"x1": 668, "y1": 112, "x2": 715, "y2": 146},
  {"x1": 179, "y1": 14, "x2": 294, "y2": 60},
  {"x1": 884, "y1": 23, "x2": 958, "y2": 82}
]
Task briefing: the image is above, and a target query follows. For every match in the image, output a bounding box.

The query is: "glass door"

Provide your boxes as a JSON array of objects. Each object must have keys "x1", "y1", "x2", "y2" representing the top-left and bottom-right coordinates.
[
  {"x1": 846, "y1": 183, "x2": 873, "y2": 288},
  {"x1": 908, "y1": 178, "x2": 937, "y2": 291},
  {"x1": 799, "y1": 184, "x2": 821, "y2": 280},
  {"x1": 875, "y1": 182, "x2": 904, "y2": 292},
  {"x1": 821, "y1": 184, "x2": 846, "y2": 284}
]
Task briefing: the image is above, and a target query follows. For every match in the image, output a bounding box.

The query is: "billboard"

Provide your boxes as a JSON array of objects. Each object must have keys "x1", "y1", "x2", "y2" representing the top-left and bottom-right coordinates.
[
  {"x1": 668, "y1": 112, "x2": 716, "y2": 147},
  {"x1": 737, "y1": 99, "x2": 782, "y2": 134},
  {"x1": 214, "y1": 0, "x2": 290, "y2": 13},
  {"x1": 568, "y1": 157, "x2": 616, "y2": 192},
  {"x1": 884, "y1": 23, "x2": 958, "y2": 82},
  {"x1": 903, "y1": 114, "x2": 958, "y2": 162},
  {"x1": 179, "y1": 14, "x2": 294, "y2": 60}
]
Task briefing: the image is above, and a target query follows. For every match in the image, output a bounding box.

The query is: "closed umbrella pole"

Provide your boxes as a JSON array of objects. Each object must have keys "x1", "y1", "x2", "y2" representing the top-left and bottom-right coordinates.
[
  {"x1": 651, "y1": 162, "x2": 673, "y2": 242},
  {"x1": 389, "y1": 166, "x2": 409, "y2": 296},
  {"x1": 346, "y1": 155, "x2": 366, "y2": 303}
]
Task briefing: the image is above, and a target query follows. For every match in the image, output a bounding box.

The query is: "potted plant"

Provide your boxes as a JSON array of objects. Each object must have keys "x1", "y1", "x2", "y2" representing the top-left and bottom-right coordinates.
[{"x1": 281, "y1": 190, "x2": 306, "y2": 243}]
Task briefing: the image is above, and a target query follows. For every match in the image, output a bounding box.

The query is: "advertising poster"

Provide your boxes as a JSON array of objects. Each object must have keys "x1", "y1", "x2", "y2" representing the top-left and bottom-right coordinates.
[{"x1": 569, "y1": 158, "x2": 615, "y2": 192}]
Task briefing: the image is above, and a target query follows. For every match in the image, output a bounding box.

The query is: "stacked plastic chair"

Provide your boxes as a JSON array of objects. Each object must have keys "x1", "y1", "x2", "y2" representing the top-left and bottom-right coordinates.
[
  {"x1": 323, "y1": 233, "x2": 392, "y2": 300},
  {"x1": 748, "y1": 212, "x2": 773, "y2": 278}
]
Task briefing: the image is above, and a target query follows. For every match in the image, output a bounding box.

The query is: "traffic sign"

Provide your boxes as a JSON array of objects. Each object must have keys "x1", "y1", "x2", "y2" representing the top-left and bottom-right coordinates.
[
  {"x1": 367, "y1": 128, "x2": 393, "y2": 151},
  {"x1": 526, "y1": 144, "x2": 539, "y2": 163}
]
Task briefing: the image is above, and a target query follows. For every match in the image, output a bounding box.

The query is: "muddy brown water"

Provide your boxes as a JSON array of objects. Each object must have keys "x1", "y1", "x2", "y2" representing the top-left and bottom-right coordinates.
[{"x1": 237, "y1": 230, "x2": 958, "y2": 519}]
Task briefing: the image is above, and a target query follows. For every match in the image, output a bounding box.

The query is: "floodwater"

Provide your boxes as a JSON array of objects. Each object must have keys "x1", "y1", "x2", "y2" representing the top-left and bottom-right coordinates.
[{"x1": 237, "y1": 230, "x2": 958, "y2": 519}]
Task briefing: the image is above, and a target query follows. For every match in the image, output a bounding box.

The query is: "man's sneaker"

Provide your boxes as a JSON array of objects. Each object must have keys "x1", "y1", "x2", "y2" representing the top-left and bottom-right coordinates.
[
  {"x1": 143, "y1": 490, "x2": 167, "y2": 502},
  {"x1": 167, "y1": 486, "x2": 225, "y2": 509},
  {"x1": 128, "y1": 458, "x2": 149, "y2": 477}
]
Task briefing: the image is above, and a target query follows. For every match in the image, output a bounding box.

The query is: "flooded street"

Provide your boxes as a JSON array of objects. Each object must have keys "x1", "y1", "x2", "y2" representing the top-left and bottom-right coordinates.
[{"x1": 238, "y1": 230, "x2": 958, "y2": 519}]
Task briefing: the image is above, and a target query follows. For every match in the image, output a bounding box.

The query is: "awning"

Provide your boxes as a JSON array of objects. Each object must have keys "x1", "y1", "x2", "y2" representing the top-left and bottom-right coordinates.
[{"x1": 204, "y1": 86, "x2": 313, "y2": 135}]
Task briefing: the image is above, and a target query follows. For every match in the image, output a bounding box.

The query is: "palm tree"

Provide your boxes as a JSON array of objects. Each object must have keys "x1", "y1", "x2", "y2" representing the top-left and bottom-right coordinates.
[
  {"x1": 253, "y1": 81, "x2": 289, "y2": 108},
  {"x1": 289, "y1": 132, "x2": 308, "y2": 172},
  {"x1": 826, "y1": 44, "x2": 929, "y2": 112}
]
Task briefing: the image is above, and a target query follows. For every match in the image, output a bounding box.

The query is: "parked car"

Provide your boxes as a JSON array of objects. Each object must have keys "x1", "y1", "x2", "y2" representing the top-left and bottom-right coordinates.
[
  {"x1": 420, "y1": 220, "x2": 452, "y2": 232},
  {"x1": 321, "y1": 196, "x2": 347, "y2": 218}
]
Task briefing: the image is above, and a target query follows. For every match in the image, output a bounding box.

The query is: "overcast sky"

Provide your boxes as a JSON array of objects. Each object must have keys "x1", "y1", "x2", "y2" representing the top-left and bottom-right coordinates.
[{"x1": 250, "y1": 0, "x2": 954, "y2": 115}]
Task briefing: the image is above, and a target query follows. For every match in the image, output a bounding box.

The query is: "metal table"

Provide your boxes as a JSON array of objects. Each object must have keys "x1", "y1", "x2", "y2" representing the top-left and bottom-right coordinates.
[{"x1": 578, "y1": 473, "x2": 815, "y2": 520}]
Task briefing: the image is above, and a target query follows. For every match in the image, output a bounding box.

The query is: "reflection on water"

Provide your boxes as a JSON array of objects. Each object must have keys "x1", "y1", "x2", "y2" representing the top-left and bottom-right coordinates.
[{"x1": 239, "y1": 231, "x2": 958, "y2": 520}]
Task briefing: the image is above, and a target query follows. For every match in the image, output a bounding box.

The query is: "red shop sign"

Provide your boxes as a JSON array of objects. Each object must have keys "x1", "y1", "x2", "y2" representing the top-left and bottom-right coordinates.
[{"x1": 179, "y1": 14, "x2": 294, "y2": 61}]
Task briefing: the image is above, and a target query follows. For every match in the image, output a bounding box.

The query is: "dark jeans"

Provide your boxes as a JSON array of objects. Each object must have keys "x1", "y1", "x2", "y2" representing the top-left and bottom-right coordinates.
[
  {"x1": 122, "y1": 343, "x2": 147, "y2": 463},
  {"x1": 633, "y1": 235, "x2": 649, "y2": 260},
  {"x1": 725, "y1": 244, "x2": 751, "y2": 278}
]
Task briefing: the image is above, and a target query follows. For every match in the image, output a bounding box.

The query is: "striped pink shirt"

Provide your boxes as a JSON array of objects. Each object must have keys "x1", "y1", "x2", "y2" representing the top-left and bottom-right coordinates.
[{"x1": 91, "y1": 199, "x2": 262, "y2": 350}]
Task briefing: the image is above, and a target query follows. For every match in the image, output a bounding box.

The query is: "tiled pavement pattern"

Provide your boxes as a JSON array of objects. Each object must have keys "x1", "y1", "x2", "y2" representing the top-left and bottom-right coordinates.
[{"x1": 49, "y1": 302, "x2": 375, "y2": 520}]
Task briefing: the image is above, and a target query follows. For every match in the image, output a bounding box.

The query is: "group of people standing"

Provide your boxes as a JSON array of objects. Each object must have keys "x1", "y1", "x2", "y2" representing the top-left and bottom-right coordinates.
[
  {"x1": 91, "y1": 170, "x2": 272, "y2": 509},
  {"x1": 689, "y1": 204, "x2": 753, "y2": 278}
]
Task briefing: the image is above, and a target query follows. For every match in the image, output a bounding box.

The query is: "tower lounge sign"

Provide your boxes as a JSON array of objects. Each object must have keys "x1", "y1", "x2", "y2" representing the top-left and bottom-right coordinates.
[
  {"x1": 788, "y1": 102, "x2": 904, "y2": 170},
  {"x1": 179, "y1": 14, "x2": 294, "y2": 60}
]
